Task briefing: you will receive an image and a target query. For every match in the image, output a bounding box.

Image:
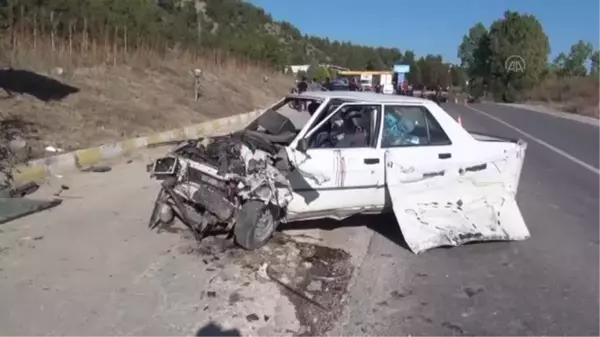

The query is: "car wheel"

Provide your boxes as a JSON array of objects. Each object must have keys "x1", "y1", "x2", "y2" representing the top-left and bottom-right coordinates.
[
  {"x1": 234, "y1": 200, "x2": 279, "y2": 250},
  {"x1": 148, "y1": 187, "x2": 174, "y2": 230}
]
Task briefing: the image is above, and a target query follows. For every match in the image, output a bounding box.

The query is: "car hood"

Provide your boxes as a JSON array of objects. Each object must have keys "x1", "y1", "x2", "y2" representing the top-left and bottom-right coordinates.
[{"x1": 167, "y1": 131, "x2": 293, "y2": 207}]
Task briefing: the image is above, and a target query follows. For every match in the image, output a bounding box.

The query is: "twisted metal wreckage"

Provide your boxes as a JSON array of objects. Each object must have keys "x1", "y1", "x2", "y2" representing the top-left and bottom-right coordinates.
[
  {"x1": 0, "y1": 132, "x2": 62, "y2": 225},
  {"x1": 150, "y1": 132, "x2": 292, "y2": 226},
  {"x1": 149, "y1": 129, "x2": 296, "y2": 250}
]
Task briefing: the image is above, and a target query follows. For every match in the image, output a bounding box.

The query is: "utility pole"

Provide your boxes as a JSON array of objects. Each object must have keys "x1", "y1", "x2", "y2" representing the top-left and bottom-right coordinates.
[{"x1": 195, "y1": 0, "x2": 202, "y2": 47}]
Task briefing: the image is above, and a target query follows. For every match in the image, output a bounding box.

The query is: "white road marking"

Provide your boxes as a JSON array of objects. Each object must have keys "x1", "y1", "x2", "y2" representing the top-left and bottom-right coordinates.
[{"x1": 465, "y1": 105, "x2": 600, "y2": 176}]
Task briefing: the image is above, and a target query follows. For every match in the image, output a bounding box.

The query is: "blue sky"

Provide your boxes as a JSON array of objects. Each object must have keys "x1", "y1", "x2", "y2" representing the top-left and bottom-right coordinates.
[{"x1": 248, "y1": 0, "x2": 599, "y2": 63}]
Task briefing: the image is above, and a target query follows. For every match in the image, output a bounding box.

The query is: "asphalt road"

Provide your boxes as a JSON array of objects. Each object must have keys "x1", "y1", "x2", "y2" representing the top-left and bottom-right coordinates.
[
  {"x1": 337, "y1": 103, "x2": 599, "y2": 336},
  {"x1": 0, "y1": 149, "x2": 309, "y2": 336},
  {"x1": 0, "y1": 147, "x2": 373, "y2": 336},
  {"x1": 1, "y1": 103, "x2": 598, "y2": 335}
]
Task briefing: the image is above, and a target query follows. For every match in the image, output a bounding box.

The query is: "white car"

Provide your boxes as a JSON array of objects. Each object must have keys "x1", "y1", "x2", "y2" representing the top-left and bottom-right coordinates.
[{"x1": 149, "y1": 91, "x2": 530, "y2": 254}]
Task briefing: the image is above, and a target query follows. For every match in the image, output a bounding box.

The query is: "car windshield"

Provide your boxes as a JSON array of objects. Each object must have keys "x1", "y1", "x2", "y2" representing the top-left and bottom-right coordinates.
[{"x1": 245, "y1": 96, "x2": 325, "y2": 135}]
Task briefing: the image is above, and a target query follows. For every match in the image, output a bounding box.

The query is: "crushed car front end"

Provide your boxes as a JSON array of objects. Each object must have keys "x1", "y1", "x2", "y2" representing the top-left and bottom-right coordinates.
[{"x1": 148, "y1": 131, "x2": 293, "y2": 248}]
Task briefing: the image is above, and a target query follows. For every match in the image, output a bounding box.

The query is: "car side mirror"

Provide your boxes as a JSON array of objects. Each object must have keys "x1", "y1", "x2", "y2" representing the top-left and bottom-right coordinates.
[{"x1": 297, "y1": 138, "x2": 309, "y2": 153}]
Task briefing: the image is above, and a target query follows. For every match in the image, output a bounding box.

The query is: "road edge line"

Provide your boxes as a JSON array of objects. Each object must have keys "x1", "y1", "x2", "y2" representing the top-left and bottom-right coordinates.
[{"x1": 465, "y1": 104, "x2": 600, "y2": 176}]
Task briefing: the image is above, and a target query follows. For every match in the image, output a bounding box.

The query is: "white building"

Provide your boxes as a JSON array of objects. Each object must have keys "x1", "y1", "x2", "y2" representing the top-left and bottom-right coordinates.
[
  {"x1": 285, "y1": 64, "x2": 349, "y2": 75},
  {"x1": 286, "y1": 65, "x2": 310, "y2": 75}
]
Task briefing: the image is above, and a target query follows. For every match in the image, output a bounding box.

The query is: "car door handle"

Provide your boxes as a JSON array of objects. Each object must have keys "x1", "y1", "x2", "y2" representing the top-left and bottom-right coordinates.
[
  {"x1": 438, "y1": 153, "x2": 452, "y2": 159},
  {"x1": 364, "y1": 158, "x2": 380, "y2": 165}
]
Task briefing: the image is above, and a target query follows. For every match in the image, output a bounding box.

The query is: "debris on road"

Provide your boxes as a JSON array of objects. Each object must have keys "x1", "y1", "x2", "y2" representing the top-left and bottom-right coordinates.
[
  {"x1": 0, "y1": 197, "x2": 62, "y2": 225},
  {"x1": 263, "y1": 234, "x2": 353, "y2": 336},
  {"x1": 266, "y1": 263, "x2": 329, "y2": 312},
  {"x1": 246, "y1": 313, "x2": 260, "y2": 322},
  {"x1": 6, "y1": 181, "x2": 39, "y2": 198},
  {"x1": 0, "y1": 128, "x2": 62, "y2": 225},
  {"x1": 81, "y1": 165, "x2": 112, "y2": 173},
  {"x1": 463, "y1": 286, "x2": 485, "y2": 298},
  {"x1": 52, "y1": 184, "x2": 70, "y2": 197},
  {"x1": 44, "y1": 145, "x2": 65, "y2": 153},
  {"x1": 181, "y1": 232, "x2": 353, "y2": 336},
  {"x1": 147, "y1": 140, "x2": 182, "y2": 149},
  {"x1": 390, "y1": 289, "x2": 413, "y2": 299},
  {"x1": 18, "y1": 235, "x2": 45, "y2": 241}
]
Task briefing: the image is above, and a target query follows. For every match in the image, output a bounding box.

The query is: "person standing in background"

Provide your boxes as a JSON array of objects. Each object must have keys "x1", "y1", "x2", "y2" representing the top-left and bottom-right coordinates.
[
  {"x1": 349, "y1": 78, "x2": 359, "y2": 91},
  {"x1": 296, "y1": 76, "x2": 309, "y2": 110},
  {"x1": 323, "y1": 77, "x2": 333, "y2": 91},
  {"x1": 308, "y1": 77, "x2": 322, "y2": 91},
  {"x1": 374, "y1": 82, "x2": 382, "y2": 93},
  {"x1": 297, "y1": 76, "x2": 308, "y2": 94}
]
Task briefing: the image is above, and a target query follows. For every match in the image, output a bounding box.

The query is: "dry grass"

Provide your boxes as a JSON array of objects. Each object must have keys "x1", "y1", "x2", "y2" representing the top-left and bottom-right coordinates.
[
  {"x1": 0, "y1": 32, "x2": 293, "y2": 157},
  {"x1": 525, "y1": 76, "x2": 599, "y2": 118}
]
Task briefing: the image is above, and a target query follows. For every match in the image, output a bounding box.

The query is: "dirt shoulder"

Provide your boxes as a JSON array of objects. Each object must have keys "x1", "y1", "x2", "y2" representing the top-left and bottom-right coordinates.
[
  {"x1": 0, "y1": 147, "x2": 372, "y2": 336},
  {"x1": 1, "y1": 44, "x2": 292, "y2": 159},
  {"x1": 525, "y1": 76, "x2": 599, "y2": 118}
]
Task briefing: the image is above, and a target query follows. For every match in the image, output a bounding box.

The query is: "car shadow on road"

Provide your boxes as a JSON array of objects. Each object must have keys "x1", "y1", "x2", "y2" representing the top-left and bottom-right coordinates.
[
  {"x1": 278, "y1": 213, "x2": 412, "y2": 252},
  {"x1": 195, "y1": 322, "x2": 242, "y2": 336}
]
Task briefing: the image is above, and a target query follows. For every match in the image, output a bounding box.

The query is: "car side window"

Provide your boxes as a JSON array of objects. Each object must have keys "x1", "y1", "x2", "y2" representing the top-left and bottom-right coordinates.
[
  {"x1": 381, "y1": 105, "x2": 451, "y2": 147},
  {"x1": 307, "y1": 104, "x2": 379, "y2": 149},
  {"x1": 309, "y1": 98, "x2": 349, "y2": 128}
]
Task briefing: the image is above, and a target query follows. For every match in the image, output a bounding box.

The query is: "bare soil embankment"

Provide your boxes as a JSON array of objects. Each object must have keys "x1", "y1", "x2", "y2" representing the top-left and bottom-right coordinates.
[{"x1": 0, "y1": 35, "x2": 292, "y2": 158}]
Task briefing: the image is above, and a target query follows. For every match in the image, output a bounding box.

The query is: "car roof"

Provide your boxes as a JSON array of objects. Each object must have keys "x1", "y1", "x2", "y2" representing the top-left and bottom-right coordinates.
[{"x1": 288, "y1": 91, "x2": 431, "y2": 104}]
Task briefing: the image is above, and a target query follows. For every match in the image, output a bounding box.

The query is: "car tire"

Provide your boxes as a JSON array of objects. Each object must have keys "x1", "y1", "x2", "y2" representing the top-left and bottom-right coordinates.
[
  {"x1": 148, "y1": 187, "x2": 173, "y2": 230},
  {"x1": 234, "y1": 200, "x2": 279, "y2": 250}
]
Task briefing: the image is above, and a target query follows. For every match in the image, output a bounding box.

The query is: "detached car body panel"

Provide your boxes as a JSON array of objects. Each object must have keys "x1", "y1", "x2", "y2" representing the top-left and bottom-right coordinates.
[
  {"x1": 149, "y1": 91, "x2": 531, "y2": 253},
  {"x1": 385, "y1": 139, "x2": 529, "y2": 254}
]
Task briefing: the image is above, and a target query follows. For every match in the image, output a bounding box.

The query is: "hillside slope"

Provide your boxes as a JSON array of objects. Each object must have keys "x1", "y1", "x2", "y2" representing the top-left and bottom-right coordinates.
[
  {"x1": 0, "y1": 0, "x2": 406, "y2": 71},
  {"x1": 0, "y1": 37, "x2": 291, "y2": 158}
]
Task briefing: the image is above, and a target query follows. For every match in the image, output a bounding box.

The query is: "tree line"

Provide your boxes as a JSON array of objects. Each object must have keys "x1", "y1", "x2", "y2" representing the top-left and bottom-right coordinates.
[
  {"x1": 0, "y1": 0, "x2": 462, "y2": 89},
  {"x1": 458, "y1": 11, "x2": 599, "y2": 102}
]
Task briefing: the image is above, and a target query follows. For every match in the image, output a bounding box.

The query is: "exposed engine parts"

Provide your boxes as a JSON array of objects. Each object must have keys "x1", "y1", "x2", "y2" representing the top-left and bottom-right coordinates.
[{"x1": 149, "y1": 131, "x2": 293, "y2": 248}]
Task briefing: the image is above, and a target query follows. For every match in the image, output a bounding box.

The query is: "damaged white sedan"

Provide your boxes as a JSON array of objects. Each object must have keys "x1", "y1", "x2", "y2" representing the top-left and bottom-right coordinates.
[{"x1": 148, "y1": 91, "x2": 530, "y2": 254}]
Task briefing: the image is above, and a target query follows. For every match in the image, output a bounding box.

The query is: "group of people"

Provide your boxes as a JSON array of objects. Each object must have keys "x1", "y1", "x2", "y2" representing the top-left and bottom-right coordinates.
[
  {"x1": 347, "y1": 78, "x2": 383, "y2": 93},
  {"x1": 296, "y1": 76, "x2": 334, "y2": 93},
  {"x1": 348, "y1": 78, "x2": 365, "y2": 92},
  {"x1": 296, "y1": 75, "x2": 389, "y2": 93}
]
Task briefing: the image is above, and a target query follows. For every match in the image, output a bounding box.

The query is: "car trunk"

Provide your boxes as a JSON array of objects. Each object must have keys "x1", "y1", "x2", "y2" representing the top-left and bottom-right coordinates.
[{"x1": 386, "y1": 134, "x2": 530, "y2": 254}]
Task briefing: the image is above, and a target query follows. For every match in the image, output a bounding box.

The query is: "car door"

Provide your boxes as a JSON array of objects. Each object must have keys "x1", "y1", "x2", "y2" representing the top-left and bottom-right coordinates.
[
  {"x1": 373, "y1": 103, "x2": 458, "y2": 216},
  {"x1": 379, "y1": 103, "x2": 530, "y2": 254},
  {"x1": 379, "y1": 104, "x2": 456, "y2": 184},
  {"x1": 285, "y1": 102, "x2": 385, "y2": 220}
]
